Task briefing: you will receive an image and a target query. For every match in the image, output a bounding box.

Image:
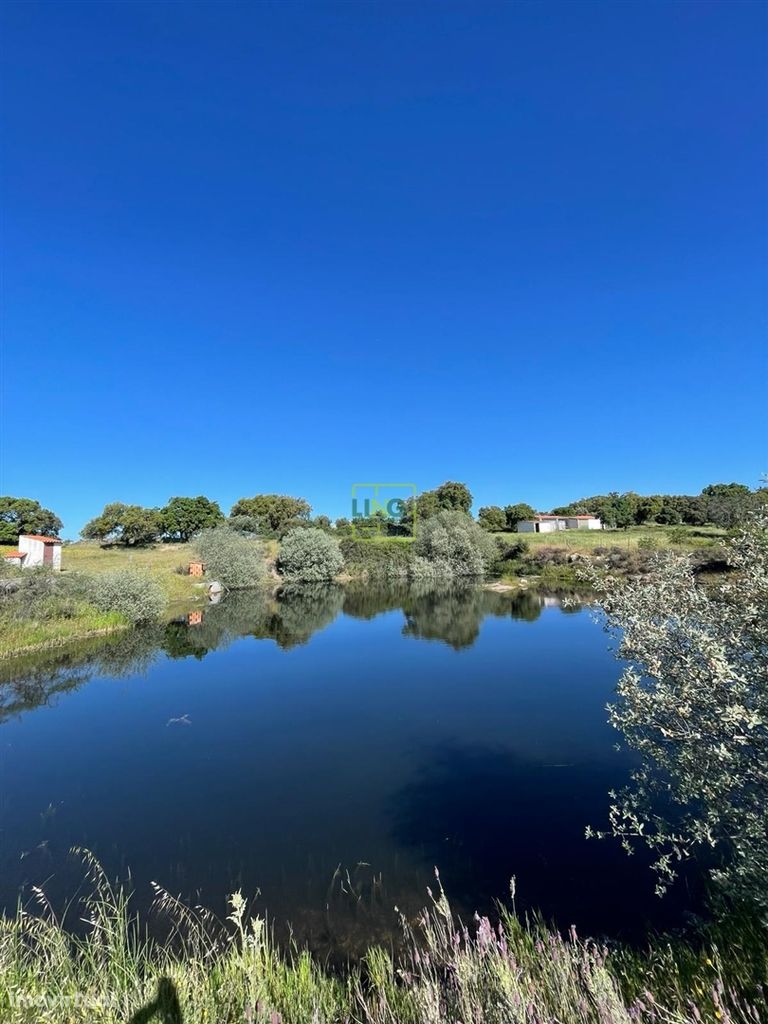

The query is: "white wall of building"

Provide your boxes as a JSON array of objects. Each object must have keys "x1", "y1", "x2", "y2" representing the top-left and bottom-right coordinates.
[
  {"x1": 537, "y1": 520, "x2": 559, "y2": 533},
  {"x1": 18, "y1": 536, "x2": 62, "y2": 569}
]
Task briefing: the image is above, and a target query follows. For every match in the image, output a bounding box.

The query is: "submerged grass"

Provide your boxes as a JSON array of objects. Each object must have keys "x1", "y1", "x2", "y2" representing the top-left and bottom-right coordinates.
[{"x1": 1, "y1": 854, "x2": 765, "y2": 1023}]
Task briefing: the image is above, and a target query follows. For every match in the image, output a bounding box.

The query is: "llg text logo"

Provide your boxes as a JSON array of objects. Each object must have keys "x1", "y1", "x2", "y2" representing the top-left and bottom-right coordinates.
[{"x1": 351, "y1": 483, "x2": 416, "y2": 536}]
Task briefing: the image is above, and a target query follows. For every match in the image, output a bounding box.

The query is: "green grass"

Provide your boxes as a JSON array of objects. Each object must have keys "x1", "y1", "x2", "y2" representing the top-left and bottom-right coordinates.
[
  {"x1": 57, "y1": 541, "x2": 205, "y2": 603},
  {"x1": 495, "y1": 523, "x2": 726, "y2": 552},
  {"x1": 0, "y1": 602, "x2": 127, "y2": 659},
  {"x1": 0, "y1": 853, "x2": 764, "y2": 1023}
]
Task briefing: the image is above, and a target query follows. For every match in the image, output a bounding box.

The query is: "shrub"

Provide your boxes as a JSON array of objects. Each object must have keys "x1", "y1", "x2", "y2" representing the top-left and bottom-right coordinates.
[
  {"x1": 193, "y1": 526, "x2": 267, "y2": 589},
  {"x1": 666, "y1": 526, "x2": 689, "y2": 546},
  {"x1": 338, "y1": 538, "x2": 412, "y2": 578},
  {"x1": 637, "y1": 535, "x2": 660, "y2": 551},
  {"x1": 408, "y1": 554, "x2": 454, "y2": 578},
  {"x1": 88, "y1": 570, "x2": 164, "y2": 624},
  {"x1": 412, "y1": 510, "x2": 497, "y2": 577},
  {"x1": 277, "y1": 527, "x2": 344, "y2": 581}
]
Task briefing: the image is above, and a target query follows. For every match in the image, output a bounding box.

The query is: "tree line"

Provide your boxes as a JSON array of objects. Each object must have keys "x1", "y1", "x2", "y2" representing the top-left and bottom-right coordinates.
[
  {"x1": 478, "y1": 482, "x2": 767, "y2": 531},
  {"x1": 2, "y1": 479, "x2": 764, "y2": 546}
]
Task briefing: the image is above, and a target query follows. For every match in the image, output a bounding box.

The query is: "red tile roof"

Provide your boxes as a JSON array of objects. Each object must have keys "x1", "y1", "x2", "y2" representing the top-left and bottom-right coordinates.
[
  {"x1": 20, "y1": 534, "x2": 62, "y2": 543},
  {"x1": 3, "y1": 551, "x2": 23, "y2": 559},
  {"x1": 534, "y1": 514, "x2": 597, "y2": 520}
]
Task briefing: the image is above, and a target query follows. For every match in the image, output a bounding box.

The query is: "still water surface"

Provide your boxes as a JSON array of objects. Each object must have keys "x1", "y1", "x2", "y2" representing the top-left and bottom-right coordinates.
[{"x1": 0, "y1": 584, "x2": 700, "y2": 955}]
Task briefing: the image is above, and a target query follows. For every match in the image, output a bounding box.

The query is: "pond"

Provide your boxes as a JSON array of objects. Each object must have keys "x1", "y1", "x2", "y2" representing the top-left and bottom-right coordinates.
[{"x1": 0, "y1": 583, "x2": 703, "y2": 957}]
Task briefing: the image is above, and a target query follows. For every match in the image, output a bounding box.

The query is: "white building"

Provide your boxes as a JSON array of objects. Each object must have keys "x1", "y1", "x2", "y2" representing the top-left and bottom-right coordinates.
[
  {"x1": 3, "y1": 534, "x2": 63, "y2": 569},
  {"x1": 516, "y1": 514, "x2": 602, "y2": 534}
]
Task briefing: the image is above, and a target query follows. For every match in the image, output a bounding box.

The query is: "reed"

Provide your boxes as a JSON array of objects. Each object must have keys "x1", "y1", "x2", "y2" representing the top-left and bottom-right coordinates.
[{"x1": 0, "y1": 855, "x2": 765, "y2": 1024}]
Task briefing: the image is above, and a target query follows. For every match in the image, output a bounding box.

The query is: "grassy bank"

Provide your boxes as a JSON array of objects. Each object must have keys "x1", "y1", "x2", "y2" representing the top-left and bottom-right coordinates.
[
  {"x1": 0, "y1": 605, "x2": 126, "y2": 659},
  {"x1": 55, "y1": 541, "x2": 203, "y2": 602},
  {"x1": 494, "y1": 523, "x2": 726, "y2": 553},
  {"x1": 1, "y1": 859, "x2": 765, "y2": 1024}
]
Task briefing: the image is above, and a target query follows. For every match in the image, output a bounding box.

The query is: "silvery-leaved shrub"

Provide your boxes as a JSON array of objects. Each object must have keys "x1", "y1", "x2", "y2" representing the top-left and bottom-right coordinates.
[
  {"x1": 412, "y1": 510, "x2": 497, "y2": 577},
  {"x1": 88, "y1": 569, "x2": 165, "y2": 624},
  {"x1": 585, "y1": 510, "x2": 768, "y2": 916},
  {"x1": 193, "y1": 526, "x2": 267, "y2": 589},
  {"x1": 277, "y1": 527, "x2": 344, "y2": 582}
]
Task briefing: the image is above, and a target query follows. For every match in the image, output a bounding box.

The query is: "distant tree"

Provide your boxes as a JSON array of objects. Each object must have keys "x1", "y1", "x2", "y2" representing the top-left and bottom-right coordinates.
[
  {"x1": 162, "y1": 496, "x2": 223, "y2": 542},
  {"x1": 478, "y1": 505, "x2": 506, "y2": 532},
  {"x1": 402, "y1": 481, "x2": 473, "y2": 533},
  {"x1": 313, "y1": 515, "x2": 332, "y2": 530},
  {"x1": 504, "y1": 503, "x2": 536, "y2": 530},
  {"x1": 656, "y1": 500, "x2": 682, "y2": 526},
  {"x1": 614, "y1": 492, "x2": 640, "y2": 530},
  {"x1": 334, "y1": 517, "x2": 353, "y2": 536},
  {"x1": 230, "y1": 494, "x2": 311, "y2": 533},
  {"x1": 81, "y1": 502, "x2": 162, "y2": 545},
  {"x1": 636, "y1": 495, "x2": 664, "y2": 524},
  {"x1": 116, "y1": 505, "x2": 163, "y2": 545},
  {"x1": 0, "y1": 496, "x2": 62, "y2": 543},
  {"x1": 702, "y1": 483, "x2": 754, "y2": 529},
  {"x1": 702, "y1": 482, "x2": 752, "y2": 498},
  {"x1": 434, "y1": 481, "x2": 473, "y2": 514},
  {"x1": 81, "y1": 502, "x2": 130, "y2": 542},
  {"x1": 677, "y1": 494, "x2": 707, "y2": 526}
]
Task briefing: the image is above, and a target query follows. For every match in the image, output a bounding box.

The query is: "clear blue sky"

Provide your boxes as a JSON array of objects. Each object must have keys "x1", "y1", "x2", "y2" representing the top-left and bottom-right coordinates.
[{"x1": 1, "y1": 1, "x2": 766, "y2": 537}]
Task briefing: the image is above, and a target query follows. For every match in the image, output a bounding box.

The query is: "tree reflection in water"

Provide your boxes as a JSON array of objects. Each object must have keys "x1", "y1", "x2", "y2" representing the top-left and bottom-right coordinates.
[{"x1": 0, "y1": 583, "x2": 586, "y2": 722}]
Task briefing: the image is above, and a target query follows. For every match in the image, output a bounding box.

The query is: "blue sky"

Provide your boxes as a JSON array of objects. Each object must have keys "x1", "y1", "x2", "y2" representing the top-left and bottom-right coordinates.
[{"x1": 1, "y1": 1, "x2": 766, "y2": 536}]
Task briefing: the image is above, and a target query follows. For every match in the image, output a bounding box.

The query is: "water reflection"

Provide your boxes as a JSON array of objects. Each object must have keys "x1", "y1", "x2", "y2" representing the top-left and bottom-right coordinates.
[
  {"x1": 6, "y1": 581, "x2": 692, "y2": 956},
  {"x1": 1, "y1": 584, "x2": 588, "y2": 716}
]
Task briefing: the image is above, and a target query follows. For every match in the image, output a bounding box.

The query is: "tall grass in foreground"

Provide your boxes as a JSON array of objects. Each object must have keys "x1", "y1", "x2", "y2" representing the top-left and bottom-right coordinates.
[{"x1": 0, "y1": 854, "x2": 765, "y2": 1024}]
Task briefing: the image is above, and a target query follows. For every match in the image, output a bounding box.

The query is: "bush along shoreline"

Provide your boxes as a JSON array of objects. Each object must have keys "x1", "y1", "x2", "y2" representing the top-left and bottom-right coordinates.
[{"x1": 1, "y1": 853, "x2": 766, "y2": 1024}]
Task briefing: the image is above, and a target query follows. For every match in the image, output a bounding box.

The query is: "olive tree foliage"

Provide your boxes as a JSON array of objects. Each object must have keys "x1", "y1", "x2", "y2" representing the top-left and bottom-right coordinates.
[
  {"x1": 412, "y1": 510, "x2": 497, "y2": 578},
  {"x1": 277, "y1": 527, "x2": 344, "y2": 582},
  {"x1": 87, "y1": 570, "x2": 165, "y2": 624},
  {"x1": 193, "y1": 526, "x2": 267, "y2": 589},
  {"x1": 585, "y1": 511, "x2": 768, "y2": 915}
]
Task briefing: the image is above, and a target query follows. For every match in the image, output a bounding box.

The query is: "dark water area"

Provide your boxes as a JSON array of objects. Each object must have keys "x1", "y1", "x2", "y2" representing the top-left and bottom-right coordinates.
[{"x1": 0, "y1": 583, "x2": 703, "y2": 957}]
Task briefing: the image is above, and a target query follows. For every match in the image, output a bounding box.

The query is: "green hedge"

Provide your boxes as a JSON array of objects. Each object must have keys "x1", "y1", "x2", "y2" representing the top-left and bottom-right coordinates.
[{"x1": 339, "y1": 537, "x2": 413, "y2": 577}]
